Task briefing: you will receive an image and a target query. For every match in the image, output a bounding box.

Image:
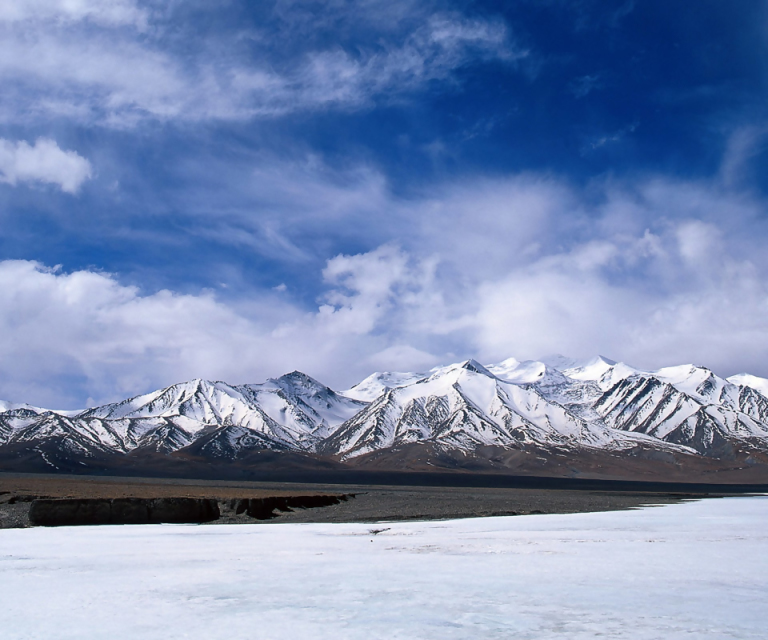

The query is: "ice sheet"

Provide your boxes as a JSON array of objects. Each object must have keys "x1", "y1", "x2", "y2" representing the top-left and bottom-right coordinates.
[{"x1": 1, "y1": 496, "x2": 767, "y2": 639}]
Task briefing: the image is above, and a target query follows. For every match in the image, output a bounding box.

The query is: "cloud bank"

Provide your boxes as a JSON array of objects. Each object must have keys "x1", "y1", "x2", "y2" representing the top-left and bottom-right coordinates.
[
  {"x1": 1, "y1": 2, "x2": 766, "y2": 410},
  {"x1": 3, "y1": 167, "x2": 768, "y2": 408}
]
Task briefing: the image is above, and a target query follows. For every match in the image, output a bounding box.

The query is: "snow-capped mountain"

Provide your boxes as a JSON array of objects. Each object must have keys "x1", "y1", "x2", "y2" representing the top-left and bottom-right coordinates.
[
  {"x1": 728, "y1": 373, "x2": 768, "y2": 399},
  {"x1": 342, "y1": 371, "x2": 426, "y2": 402},
  {"x1": 322, "y1": 359, "x2": 688, "y2": 460},
  {"x1": 0, "y1": 373, "x2": 366, "y2": 462},
  {"x1": 2, "y1": 355, "x2": 768, "y2": 473},
  {"x1": 592, "y1": 365, "x2": 768, "y2": 455}
]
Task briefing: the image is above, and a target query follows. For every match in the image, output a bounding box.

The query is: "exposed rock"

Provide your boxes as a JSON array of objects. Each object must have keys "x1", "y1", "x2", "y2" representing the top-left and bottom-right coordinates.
[
  {"x1": 227, "y1": 494, "x2": 352, "y2": 519},
  {"x1": 29, "y1": 497, "x2": 220, "y2": 526}
]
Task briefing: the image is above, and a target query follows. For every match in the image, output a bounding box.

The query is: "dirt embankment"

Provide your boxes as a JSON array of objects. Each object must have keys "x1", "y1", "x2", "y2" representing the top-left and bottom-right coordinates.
[
  {"x1": 24, "y1": 494, "x2": 351, "y2": 526},
  {"x1": 28, "y1": 497, "x2": 221, "y2": 526},
  {"x1": 1, "y1": 472, "x2": 741, "y2": 530},
  {"x1": 1, "y1": 478, "x2": 354, "y2": 528}
]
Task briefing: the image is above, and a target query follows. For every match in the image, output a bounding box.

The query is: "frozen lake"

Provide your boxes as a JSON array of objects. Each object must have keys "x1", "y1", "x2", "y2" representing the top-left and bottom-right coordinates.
[{"x1": 1, "y1": 496, "x2": 767, "y2": 639}]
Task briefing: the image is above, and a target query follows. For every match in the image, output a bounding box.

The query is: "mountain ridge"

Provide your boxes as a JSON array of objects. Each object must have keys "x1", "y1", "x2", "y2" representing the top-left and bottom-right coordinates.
[{"x1": 2, "y1": 355, "x2": 768, "y2": 480}]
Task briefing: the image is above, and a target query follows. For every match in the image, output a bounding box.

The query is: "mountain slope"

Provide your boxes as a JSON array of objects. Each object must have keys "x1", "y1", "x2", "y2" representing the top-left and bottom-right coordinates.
[
  {"x1": 323, "y1": 360, "x2": 694, "y2": 460},
  {"x1": 2, "y1": 355, "x2": 768, "y2": 476},
  {"x1": 593, "y1": 367, "x2": 768, "y2": 455}
]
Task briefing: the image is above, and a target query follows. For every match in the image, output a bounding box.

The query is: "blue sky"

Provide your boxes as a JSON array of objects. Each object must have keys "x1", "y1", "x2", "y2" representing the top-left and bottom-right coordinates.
[{"x1": 1, "y1": 0, "x2": 768, "y2": 408}]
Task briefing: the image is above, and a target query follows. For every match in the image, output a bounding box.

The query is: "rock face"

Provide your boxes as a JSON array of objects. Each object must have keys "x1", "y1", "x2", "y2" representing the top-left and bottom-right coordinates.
[
  {"x1": 26, "y1": 494, "x2": 353, "y2": 526},
  {"x1": 224, "y1": 494, "x2": 351, "y2": 520},
  {"x1": 28, "y1": 498, "x2": 220, "y2": 526},
  {"x1": 3, "y1": 355, "x2": 768, "y2": 477}
]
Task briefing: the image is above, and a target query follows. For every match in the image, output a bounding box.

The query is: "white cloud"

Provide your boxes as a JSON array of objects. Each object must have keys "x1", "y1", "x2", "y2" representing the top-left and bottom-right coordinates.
[
  {"x1": 165, "y1": 153, "x2": 768, "y2": 381},
  {"x1": 0, "y1": 7, "x2": 519, "y2": 126},
  {"x1": 464, "y1": 230, "x2": 768, "y2": 375},
  {"x1": 0, "y1": 260, "x2": 296, "y2": 407},
  {"x1": 0, "y1": 0, "x2": 148, "y2": 28},
  {"x1": 321, "y1": 245, "x2": 412, "y2": 334},
  {"x1": 0, "y1": 256, "x2": 443, "y2": 408},
  {"x1": 4, "y1": 157, "x2": 768, "y2": 407},
  {"x1": 319, "y1": 244, "x2": 440, "y2": 335},
  {"x1": 0, "y1": 137, "x2": 92, "y2": 193},
  {"x1": 459, "y1": 180, "x2": 768, "y2": 374},
  {"x1": 305, "y1": 171, "x2": 768, "y2": 380},
  {"x1": 0, "y1": 30, "x2": 202, "y2": 125},
  {"x1": 675, "y1": 220, "x2": 720, "y2": 265},
  {"x1": 296, "y1": 15, "x2": 521, "y2": 107}
]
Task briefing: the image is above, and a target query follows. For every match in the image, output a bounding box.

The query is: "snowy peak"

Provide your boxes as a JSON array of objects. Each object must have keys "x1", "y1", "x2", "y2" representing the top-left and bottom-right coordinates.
[
  {"x1": 266, "y1": 371, "x2": 329, "y2": 395},
  {"x1": 459, "y1": 359, "x2": 495, "y2": 376},
  {"x1": 0, "y1": 400, "x2": 37, "y2": 413},
  {"x1": 62, "y1": 373, "x2": 367, "y2": 454},
  {"x1": 728, "y1": 373, "x2": 768, "y2": 399},
  {"x1": 547, "y1": 358, "x2": 729, "y2": 401},
  {"x1": 342, "y1": 371, "x2": 425, "y2": 402},
  {"x1": 322, "y1": 356, "x2": 674, "y2": 460},
  {"x1": 560, "y1": 356, "x2": 618, "y2": 380},
  {"x1": 487, "y1": 358, "x2": 567, "y2": 386},
  {"x1": 591, "y1": 362, "x2": 640, "y2": 390},
  {"x1": 487, "y1": 357, "x2": 537, "y2": 382},
  {"x1": 324, "y1": 363, "x2": 515, "y2": 458},
  {"x1": 532, "y1": 356, "x2": 638, "y2": 392},
  {"x1": 247, "y1": 371, "x2": 367, "y2": 438},
  {"x1": 591, "y1": 364, "x2": 768, "y2": 455},
  {"x1": 0, "y1": 399, "x2": 78, "y2": 417},
  {"x1": 421, "y1": 359, "x2": 498, "y2": 385},
  {"x1": 3, "y1": 355, "x2": 768, "y2": 466},
  {"x1": 653, "y1": 364, "x2": 723, "y2": 400},
  {"x1": 81, "y1": 378, "x2": 230, "y2": 422}
]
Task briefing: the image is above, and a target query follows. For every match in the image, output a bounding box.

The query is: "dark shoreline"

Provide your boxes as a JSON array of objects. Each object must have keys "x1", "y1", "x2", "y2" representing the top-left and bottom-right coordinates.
[
  {"x1": 3, "y1": 468, "x2": 767, "y2": 493},
  {"x1": 2, "y1": 471, "x2": 761, "y2": 529}
]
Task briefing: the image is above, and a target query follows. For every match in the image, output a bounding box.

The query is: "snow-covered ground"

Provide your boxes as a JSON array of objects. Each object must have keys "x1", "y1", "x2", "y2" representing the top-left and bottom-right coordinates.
[{"x1": 1, "y1": 497, "x2": 767, "y2": 639}]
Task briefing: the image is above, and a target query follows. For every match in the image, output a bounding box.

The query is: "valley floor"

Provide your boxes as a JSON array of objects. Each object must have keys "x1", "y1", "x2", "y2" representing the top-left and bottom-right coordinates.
[
  {"x1": 1, "y1": 495, "x2": 766, "y2": 638},
  {"x1": 0, "y1": 472, "x2": 729, "y2": 527}
]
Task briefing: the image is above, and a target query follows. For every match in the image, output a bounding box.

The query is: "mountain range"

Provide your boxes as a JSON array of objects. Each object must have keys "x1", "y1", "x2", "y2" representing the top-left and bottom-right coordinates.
[{"x1": 3, "y1": 355, "x2": 768, "y2": 482}]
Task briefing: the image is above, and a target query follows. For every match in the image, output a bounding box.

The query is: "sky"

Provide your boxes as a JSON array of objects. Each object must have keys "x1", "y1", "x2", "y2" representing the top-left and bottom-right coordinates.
[{"x1": 2, "y1": 0, "x2": 768, "y2": 408}]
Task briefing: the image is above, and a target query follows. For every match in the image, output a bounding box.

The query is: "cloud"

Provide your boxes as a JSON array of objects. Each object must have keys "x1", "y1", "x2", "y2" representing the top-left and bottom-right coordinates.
[
  {"x1": 0, "y1": 5, "x2": 520, "y2": 126},
  {"x1": 462, "y1": 221, "x2": 768, "y2": 376},
  {"x1": 178, "y1": 155, "x2": 578, "y2": 273},
  {"x1": 719, "y1": 125, "x2": 768, "y2": 187},
  {"x1": 319, "y1": 244, "x2": 440, "y2": 335},
  {"x1": 3, "y1": 136, "x2": 768, "y2": 407},
  {"x1": 321, "y1": 245, "x2": 414, "y2": 334},
  {"x1": 0, "y1": 29, "x2": 209, "y2": 126},
  {"x1": 0, "y1": 137, "x2": 92, "y2": 193},
  {"x1": 0, "y1": 255, "x2": 443, "y2": 408},
  {"x1": 0, "y1": 260, "x2": 299, "y2": 408},
  {"x1": 138, "y1": 147, "x2": 768, "y2": 376},
  {"x1": 460, "y1": 179, "x2": 768, "y2": 374},
  {"x1": 583, "y1": 122, "x2": 638, "y2": 153},
  {"x1": 675, "y1": 220, "x2": 720, "y2": 265},
  {"x1": 295, "y1": 14, "x2": 520, "y2": 108},
  {"x1": 171, "y1": 155, "x2": 394, "y2": 263},
  {"x1": 4, "y1": 167, "x2": 768, "y2": 409},
  {"x1": 0, "y1": 0, "x2": 148, "y2": 28},
  {"x1": 305, "y1": 170, "x2": 768, "y2": 380}
]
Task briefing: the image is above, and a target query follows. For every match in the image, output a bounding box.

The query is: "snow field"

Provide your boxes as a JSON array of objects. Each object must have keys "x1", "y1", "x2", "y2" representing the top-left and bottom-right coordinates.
[{"x1": 1, "y1": 496, "x2": 767, "y2": 639}]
